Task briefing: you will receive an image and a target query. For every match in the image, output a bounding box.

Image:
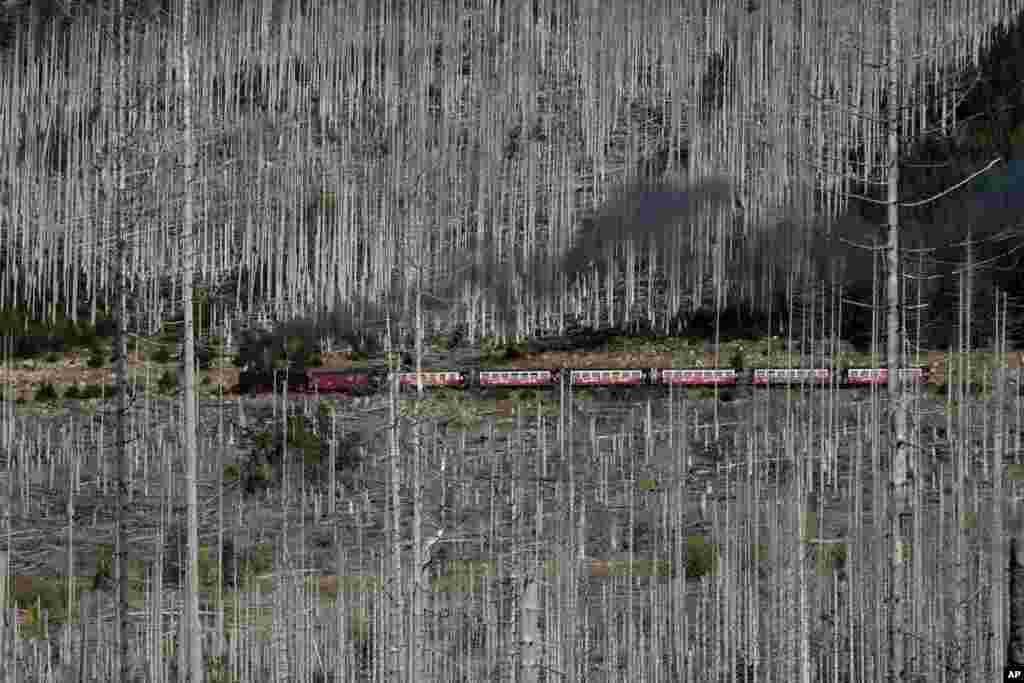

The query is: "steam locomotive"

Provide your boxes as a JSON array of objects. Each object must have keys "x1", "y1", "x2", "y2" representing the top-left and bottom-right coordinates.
[{"x1": 237, "y1": 365, "x2": 931, "y2": 396}]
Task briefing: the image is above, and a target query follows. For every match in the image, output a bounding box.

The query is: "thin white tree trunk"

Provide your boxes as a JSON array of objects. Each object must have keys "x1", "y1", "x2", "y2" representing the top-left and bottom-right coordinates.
[
  {"x1": 886, "y1": 0, "x2": 911, "y2": 675},
  {"x1": 180, "y1": 0, "x2": 203, "y2": 679},
  {"x1": 385, "y1": 312, "x2": 406, "y2": 681},
  {"x1": 519, "y1": 575, "x2": 541, "y2": 683},
  {"x1": 410, "y1": 271, "x2": 424, "y2": 682},
  {"x1": 994, "y1": 293, "x2": 1007, "y2": 670},
  {"x1": 113, "y1": 0, "x2": 131, "y2": 680}
]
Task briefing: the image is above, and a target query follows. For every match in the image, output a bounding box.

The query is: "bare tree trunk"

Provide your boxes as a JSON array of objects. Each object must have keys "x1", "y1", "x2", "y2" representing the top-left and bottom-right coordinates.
[
  {"x1": 410, "y1": 272, "x2": 424, "y2": 682},
  {"x1": 113, "y1": 0, "x2": 131, "y2": 680},
  {"x1": 519, "y1": 575, "x2": 541, "y2": 683},
  {"x1": 886, "y1": 0, "x2": 911, "y2": 676},
  {"x1": 180, "y1": 0, "x2": 203, "y2": 679},
  {"x1": 385, "y1": 312, "x2": 406, "y2": 681},
  {"x1": 994, "y1": 293, "x2": 1007, "y2": 669}
]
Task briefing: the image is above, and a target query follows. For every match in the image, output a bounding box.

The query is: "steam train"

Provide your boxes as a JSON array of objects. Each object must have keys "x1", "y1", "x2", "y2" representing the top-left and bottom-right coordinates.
[{"x1": 237, "y1": 364, "x2": 931, "y2": 396}]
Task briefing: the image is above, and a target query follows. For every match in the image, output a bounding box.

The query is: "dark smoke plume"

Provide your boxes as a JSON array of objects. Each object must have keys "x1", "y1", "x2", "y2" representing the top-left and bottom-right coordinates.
[
  {"x1": 247, "y1": 174, "x2": 888, "y2": 358},
  {"x1": 559, "y1": 176, "x2": 734, "y2": 281},
  {"x1": 430, "y1": 174, "x2": 738, "y2": 331},
  {"x1": 241, "y1": 175, "x2": 745, "y2": 360}
]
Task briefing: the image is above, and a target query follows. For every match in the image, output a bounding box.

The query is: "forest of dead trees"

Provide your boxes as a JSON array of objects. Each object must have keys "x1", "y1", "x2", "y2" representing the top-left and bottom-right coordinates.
[{"x1": 4, "y1": 2, "x2": 1024, "y2": 682}]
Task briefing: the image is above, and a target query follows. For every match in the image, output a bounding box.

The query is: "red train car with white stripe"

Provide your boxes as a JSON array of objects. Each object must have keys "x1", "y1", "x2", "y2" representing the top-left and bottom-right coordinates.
[
  {"x1": 395, "y1": 371, "x2": 466, "y2": 387},
  {"x1": 753, "y1": 368, "x2": 831, "y2": 385},
  {"x1": 845, "y1": 367, "x2": 928, "y2": 385},
  {"x1": 654, "y1": 369, "x2": 738, "y2": 386},
  {"x1": 478, "y1": 370, "x2": 559, "y2": 386},
  {"x1": 570, "y1": 369, "x2": 646, "y2": 386}
]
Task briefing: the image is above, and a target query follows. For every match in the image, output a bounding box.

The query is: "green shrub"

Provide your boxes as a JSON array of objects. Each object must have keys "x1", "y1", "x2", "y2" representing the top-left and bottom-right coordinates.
[
  {"x1": 686, "y1": 386, "x2": 717, "y2": 401},
  {"x1": 157, "y1": 370, "x2": 178, "y2": 394},
  {"x1": 157, "y1": 323, "x2": 180, "y2": 346},
  {"x1": 86, "y1": 344, "x2": 106, "y2": 368},
  {"x1": 81, "y1": 384, "x2": 105, "y2": 400},
  {"x1": 729, "y1": 347, "x2": 744, "y2": 371},
  {"x1": 254, "y1": 462, "x2": 274, "y2": 482},
  {"x1": 316, "y1": 401, "x2": 336, "y2": 420},
  {"x1": 204, "y1": 655, "x2": 239, "y2": 683},
  {"x1": 34, "y1": 382, "x2": 59, "y2": 402},
  {"x1": 479, "y1": 336, "x2": 527, "y2": 365},
  {"x1": 287, "y1": 336, "x2": 305, "y2": 355},
  {"x1": 815, "y1": 543, "x2": 848, "y2": 577},
  {"x1": 239, "y1": 411, "x2": 364, "y2": 497},
  {"x1": 63, "y1": 384, "x2": 81, "y2": 399},
  {"x1": 243, "y1": 542, "x2": 275, "y2": 577},
  {"x1": 747, "y1": 543, "x2": 770, "y2": 567},
  {"x1": 608, "y1": 335, "x2": 701, "y2": 354},
  {"x1": 207, "y1": 336, "x2": 225, "y2": 359},
  {"x1": 7, "y1": 574, "x2": 86, "y2": 633},
  {"x1": 70, "y1": 321, "x2": 98, "y2": 349},
  {"x1": 686, "y1": 536, "x2": 719, "y2": 578},
  {"x1": 0, "y1": 307, "x2": 98, "y2": 358},
  {"x1": 93, "y1": 314, "x2": 117, "y2": 339},
  {"x1": 94, "y1": 544, "x2": 114, "y2": 590},
  {"x1": 961, "y1": 511, "x2": 978, "y2": 531},
  {"x1": 44, "y1": 352, "x2": 60, "y2": 364},
  {"x1": 150, "y1": 345, "x2": 173, "y2": 364}
]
